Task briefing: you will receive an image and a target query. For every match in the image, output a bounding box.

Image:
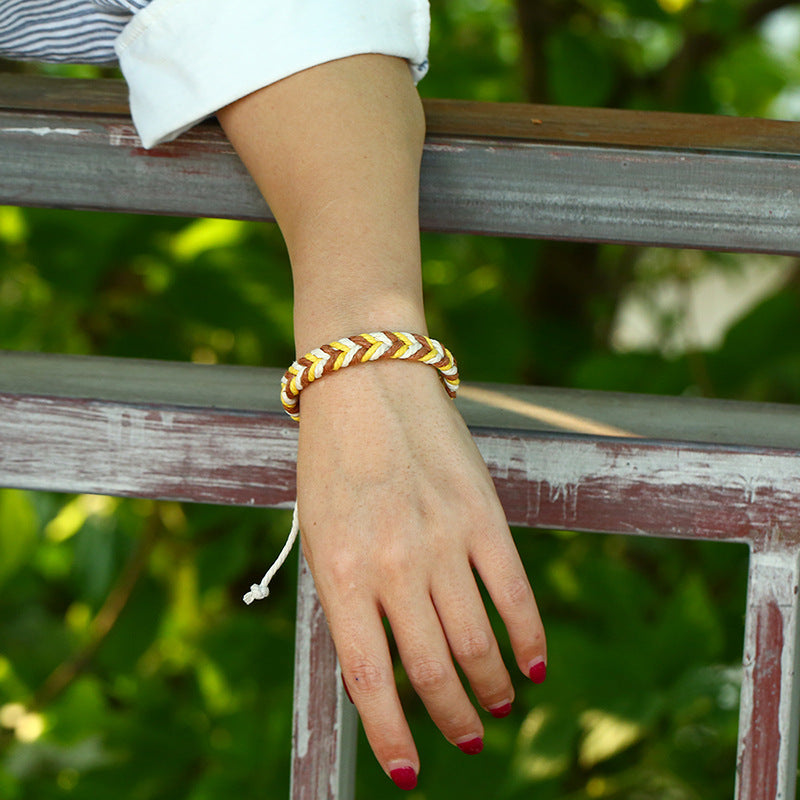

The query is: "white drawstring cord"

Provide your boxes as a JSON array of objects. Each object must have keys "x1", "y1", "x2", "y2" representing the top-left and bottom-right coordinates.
[{"x1": 243, "y1": 502, "x2": 300, "y2": 604}]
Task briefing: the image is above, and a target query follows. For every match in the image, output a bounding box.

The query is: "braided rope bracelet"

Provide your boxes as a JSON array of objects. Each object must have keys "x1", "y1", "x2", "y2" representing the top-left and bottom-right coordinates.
[
  {"x1": 281, "y1": 331, "x2": 459, "y2": 422},
  {"x1": 243, "y1": 331, "x2": 460, "y2": 604}
]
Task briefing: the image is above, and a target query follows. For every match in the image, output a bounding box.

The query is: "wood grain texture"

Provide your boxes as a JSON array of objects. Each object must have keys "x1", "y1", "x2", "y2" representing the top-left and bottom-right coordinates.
[
  {"x1": 1, "y1": 76, "x2": 799, "y2": 253},
  {"x1": 6, "y1": 389, "x2": 800, "y2": 550},
  {"x1": 423, "y1": 98, "x2": 800, "y2": 155},
  {"x1": 0, "y1": 392, "x2": 297, "y2": 506}
]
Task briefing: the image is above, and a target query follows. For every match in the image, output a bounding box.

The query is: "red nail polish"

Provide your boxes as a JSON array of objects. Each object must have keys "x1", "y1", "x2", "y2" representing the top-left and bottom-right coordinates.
[
  {"x1": 529, "y1": 660, "x2": 547, "y2": 684},
  {"x1": 341, "y1": 674, "x2": 353, "y2": 704},
  {"x1": 489, "y1": 702, "x2": 512, "y2": 718},
  {"x1": 390, "y1": 767, "x2": 417, "y2": 791},
  {"x1": 457, "y1": 737, "x2": 484, "y2": 755}
]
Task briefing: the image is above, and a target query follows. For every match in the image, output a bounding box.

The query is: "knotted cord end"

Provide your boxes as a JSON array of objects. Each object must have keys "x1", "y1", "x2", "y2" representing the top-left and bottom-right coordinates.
[
  {"x1": 243, "y1": 583, "x2": 270, "y2": 604},
  {"x1": 243, "y1": 502, "x2": 301, "y2": 605}
]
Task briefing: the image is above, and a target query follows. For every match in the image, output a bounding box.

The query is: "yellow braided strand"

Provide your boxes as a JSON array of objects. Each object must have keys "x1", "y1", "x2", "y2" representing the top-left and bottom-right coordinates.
[
  {"x1": 330, "y1": 341, "x2": 349, "y2": 371},
  {"x1": 394, "y1": 331, "x2": 415, "y2": 358},
  {"x1": 361, "y1": 333, "x2": 383, "y2": 362}
]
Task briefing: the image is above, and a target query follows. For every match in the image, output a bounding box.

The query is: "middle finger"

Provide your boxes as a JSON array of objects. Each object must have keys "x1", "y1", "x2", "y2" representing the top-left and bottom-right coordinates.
[
  {"x1": 386, "y1": 596, "x2": 485, "y2": 753},
  {"x1": 431, "y1": 562, "x2": 515, "y2": 717}
]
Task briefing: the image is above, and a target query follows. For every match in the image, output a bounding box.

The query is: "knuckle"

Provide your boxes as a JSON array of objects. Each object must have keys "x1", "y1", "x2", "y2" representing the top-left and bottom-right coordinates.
[
  {"x1": 453, "y1": 627, "x2": 493, "y2": 663},
  {"x1": 406, "y1": 657, "x2": 451, "y2": 693},
  {"x1": 484, "y1": 680, "x2": 514, "y2": 703},
  {"x1": 344, "y1": 659, "x2": 389, "y2": 696},
  {"x1": 500, "y1": 575, "x2": 534, "y2": 610},
  {"x1": 327, "y1": 552, "x2": 361, "y2": 586},
  {"x1": 376, "y1": 540, "x2": 414, "y2": 577}
]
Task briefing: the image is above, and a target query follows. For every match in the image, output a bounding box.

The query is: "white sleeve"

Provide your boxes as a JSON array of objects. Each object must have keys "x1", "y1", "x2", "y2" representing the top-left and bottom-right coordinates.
[{"x1": 115, "y1": 0, "x2": 431, "y2": 149}]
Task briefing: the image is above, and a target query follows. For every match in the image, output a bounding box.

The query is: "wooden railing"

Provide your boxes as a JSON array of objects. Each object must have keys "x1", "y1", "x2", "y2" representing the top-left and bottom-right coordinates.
[{"x1": 2, "y1": 74, "x2": 800, "y2": 799}]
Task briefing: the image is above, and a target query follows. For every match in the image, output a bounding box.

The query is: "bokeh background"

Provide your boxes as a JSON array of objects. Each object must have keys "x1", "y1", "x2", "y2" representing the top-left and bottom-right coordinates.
[{"x1": 2, "y1": 0, "x2": 800, "y2": 797}]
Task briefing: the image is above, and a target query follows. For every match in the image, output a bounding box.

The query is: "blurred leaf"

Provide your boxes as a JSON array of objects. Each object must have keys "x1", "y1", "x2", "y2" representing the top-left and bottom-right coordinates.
[
  {"x1": 512, "y1": 705, "x2": 576, "y2": 784},
  {"x1": 653, "y1": 572, "x2": 724, "y2": 680},
  {"x1": 5, "y1": 735, "x2": 114, "y2": 779},
  {"x1": 96, "y1": 575, "x2": 165, "y2": 674},
  {"x1": 579, "y1": 708, "x2": 647, "y2": 768},
  {"x1": 0, "y1": 490, "x2": 38, "y2": 587},
  {"x1": 545, "y1": 28, "x2": 616, "y2": 106},
  {"x1": 711, "y1": 38, "x2": 791, "y2": 115},
  {"x1": 48, "y1": 677, "x2": 108, "y2": 744},
  {"x1": 71, "y1": 520, "x2": 119, "y2": 606}
]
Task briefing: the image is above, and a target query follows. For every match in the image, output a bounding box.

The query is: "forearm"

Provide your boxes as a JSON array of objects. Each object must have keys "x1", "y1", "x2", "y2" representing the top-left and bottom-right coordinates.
[{"x1": 216, "y1": 54, "x2": 428, "y2": 356}]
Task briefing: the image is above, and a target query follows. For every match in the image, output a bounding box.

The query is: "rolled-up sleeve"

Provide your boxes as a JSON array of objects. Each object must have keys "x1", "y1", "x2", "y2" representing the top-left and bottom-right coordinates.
[{"x1": 115, "y1": 0, "x2": 431, "y2": 148}]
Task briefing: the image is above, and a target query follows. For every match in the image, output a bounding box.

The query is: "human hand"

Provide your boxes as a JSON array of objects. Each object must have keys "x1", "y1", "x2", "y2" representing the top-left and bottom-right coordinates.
[{"x1": 296, "y1": 359, "x2": 547, "y2": 790}]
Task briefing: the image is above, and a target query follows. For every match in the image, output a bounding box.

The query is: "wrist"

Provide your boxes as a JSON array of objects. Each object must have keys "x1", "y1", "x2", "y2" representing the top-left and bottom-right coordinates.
[{"x1": 292, "y1": 297, "x2": 427, "y2": 357}]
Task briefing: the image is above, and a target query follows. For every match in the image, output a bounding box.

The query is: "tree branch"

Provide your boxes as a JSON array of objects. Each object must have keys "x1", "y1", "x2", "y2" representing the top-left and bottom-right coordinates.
[{"x1": 31, "y1": 519, "x2": 159, "y2": 710}]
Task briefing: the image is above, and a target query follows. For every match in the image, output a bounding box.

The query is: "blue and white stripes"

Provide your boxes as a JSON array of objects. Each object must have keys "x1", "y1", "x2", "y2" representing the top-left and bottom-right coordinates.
[{"x1": 0, "y1": 0, "x2": 151, "y2": 63}]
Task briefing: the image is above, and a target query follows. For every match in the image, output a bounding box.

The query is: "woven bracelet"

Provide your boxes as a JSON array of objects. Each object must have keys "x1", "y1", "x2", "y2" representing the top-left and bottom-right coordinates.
[{"x1": 280, "y1": 331, "x2": 460, "y2": 421}]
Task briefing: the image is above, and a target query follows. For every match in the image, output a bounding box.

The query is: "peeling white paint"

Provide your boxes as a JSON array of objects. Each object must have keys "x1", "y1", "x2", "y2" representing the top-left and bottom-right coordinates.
[
  {"x1": 0, "y1": 126, "x2": 88, "y2": 137},
  {"x1": 294, "y1": 564, "x2": 314, "y2": 761},
  {"x1": 0, "y1": 396, "x2": 297, "y2": 503},
  {"x1": 737, "y1": 472, "x2": 762, "y2": 504},
  {"x1": 107, "y1": 124, "x2": 142, "y2": 148},
  {"x1": 475, "y1": 436, "x2": 800, "y2": 504},
  {"x1": 424, "y1": 142, "x2": 467, "y2": 153}
]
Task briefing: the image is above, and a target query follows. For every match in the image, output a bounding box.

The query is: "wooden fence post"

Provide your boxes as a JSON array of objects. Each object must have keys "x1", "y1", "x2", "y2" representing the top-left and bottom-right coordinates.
[
  {"x1": 736, "y1": 547, "x2": 800, "y2": 800},
  {"x1": 292, "y1": 550, "x2": 358, "y2": 800}
]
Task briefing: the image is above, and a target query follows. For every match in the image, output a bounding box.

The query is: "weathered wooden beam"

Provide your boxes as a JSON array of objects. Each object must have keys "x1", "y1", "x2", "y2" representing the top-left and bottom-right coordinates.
[
  {"x1": 5, "y1": 75, "x2": 798, "y2": 154},
  {"x1": 3, "y1": 75, "x2": 799, "y2": 155},
  {"x1": 1, "y1": 75, "x2": 799, "y2": 254},
  {"x1": 3, "y1": 350, "x2": 800, "y2": 548}
]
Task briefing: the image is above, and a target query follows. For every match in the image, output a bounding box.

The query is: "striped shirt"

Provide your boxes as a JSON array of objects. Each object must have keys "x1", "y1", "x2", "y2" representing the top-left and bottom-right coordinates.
[{"x1": 0, "y1": 0, "x2": 151, "y2": 63}]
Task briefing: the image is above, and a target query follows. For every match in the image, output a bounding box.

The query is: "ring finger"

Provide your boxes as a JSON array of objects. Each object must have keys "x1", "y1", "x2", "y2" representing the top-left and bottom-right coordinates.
[
  {"x1": 386, "y1": 596, "x2": 485, "y2": 753},
  {"x1": 431, "y1": 564, "x2": 515, "y2": 717}
]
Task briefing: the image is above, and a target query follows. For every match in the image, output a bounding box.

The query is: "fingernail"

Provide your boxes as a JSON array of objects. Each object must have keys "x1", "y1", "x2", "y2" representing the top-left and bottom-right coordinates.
[
  {"x1": 489, "y1": 701, "x2": 513, "y2": 718},
  {"x1": 390, "y1": 766, "x2": 417, "y2": 791},
  {"x1": 528, "y1": 658, "x2": 547, "y2": 684},
  {"x1": 456, "y1": 736, "x2": 484, "y2": 755},
  {"x1": 341, "y1": 674, "x2": 353, "y2": 704}
]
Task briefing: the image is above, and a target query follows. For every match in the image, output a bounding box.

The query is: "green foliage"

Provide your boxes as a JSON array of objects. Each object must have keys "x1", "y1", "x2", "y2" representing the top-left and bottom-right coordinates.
[
  {"x1": 3, "y1": 0, "x2": 800, "y2": 797},
  {"x1": 0, "y1": 491, "x2": 38, "y2": 588},
  {"x1": 545, "y1": 28, "x2": 617, "y2": 106}
]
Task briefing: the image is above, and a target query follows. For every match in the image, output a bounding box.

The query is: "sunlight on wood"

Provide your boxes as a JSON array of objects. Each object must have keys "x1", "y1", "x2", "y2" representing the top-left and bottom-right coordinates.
[{"x1": 459, "y1": 384, "x2": 640, "y2": 437}]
